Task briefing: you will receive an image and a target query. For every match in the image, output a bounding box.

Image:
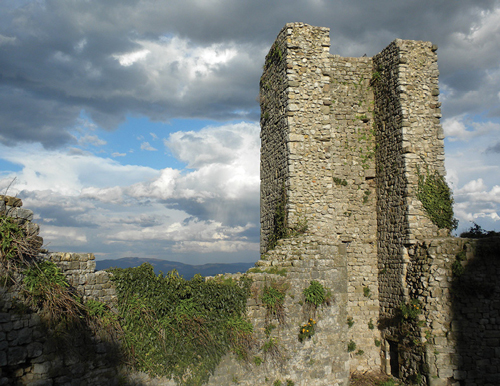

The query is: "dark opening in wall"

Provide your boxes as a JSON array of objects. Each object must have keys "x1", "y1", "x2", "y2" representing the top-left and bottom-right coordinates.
[{"x1": 389, "y1": 340, "x2": 399, "y2": 377}]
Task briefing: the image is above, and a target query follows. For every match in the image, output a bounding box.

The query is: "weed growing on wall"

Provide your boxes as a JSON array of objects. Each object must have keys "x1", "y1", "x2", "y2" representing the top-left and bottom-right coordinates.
[
  {"x1": 0, "y1": 216, "x2": 91, "y2": 331},
  {"x1": 303, "y1": 281, "x2": 327, "y2": 307},
  {"x1": 267, "y1": 183, "x2": 308, "y2": 251},
  {"x1": 248, "y1": 266, "x2": 287, "y2": 277},
  {"x1": 399, "y1": 299, "x2": 422, "y2": 321},
  {"x1": 416, "y1": 167, "x2": 457, "y2": 230},
  {"x1": 0, "y1": 216, "x2": 39, "y2": 281},
  {"x1": 265, "y1": 43, "x2": 283, "y2": 69},
  {"x1": 298, "y1": 318, "x2": 316, "y2": 342},
  {"x1": 109, "y1": 264, "x2": 253, "y2": 385},
  {"x1": 261, "y1": 280, "x2": 289, "y2": 324},
  {"x1": 261, "y1": 336, "x2": 285, "y2": 367},
  {"x1": 22, "y1": 261, "x2": 87, "y2": 328}
]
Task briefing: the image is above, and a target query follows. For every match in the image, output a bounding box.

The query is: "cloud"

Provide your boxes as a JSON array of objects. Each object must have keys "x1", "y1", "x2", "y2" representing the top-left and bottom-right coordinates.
[
  {"x1": 0, "y1": 34, "x2": 17, "y2": 46},
  {"x1": 1, "y1": 0, "x2": 500, "y2": 262},
  {"x1": 130, "y1": 122, "x2": 261, "y2": 224},
  {"x1": 486, "y1": 142, "x2": 500, "y2": 154},
  {"x1": 0, "y1": 121, "x2": 261, "y2": 262},
  {"x1": 140, "y1": 141, "x2": 157, "y2": 151},
  {"x1": 171, "y1": 240, "x2": 259, "y2": 254},
  {"x1": 443, "y1": 116, "x2": 500, "y2": 142},
  {"x1": 0, "y1": 143, "x2": 159, "y2": 195},
  {"x1": 78, "y1": 134, "x2": 107, "y2": 147},
  {"x1": 1, "y1": 0, "x2": 498, "y2": 149},
  {"x1": 113, "y1": 49, "x2": 150, "y2": 67}
]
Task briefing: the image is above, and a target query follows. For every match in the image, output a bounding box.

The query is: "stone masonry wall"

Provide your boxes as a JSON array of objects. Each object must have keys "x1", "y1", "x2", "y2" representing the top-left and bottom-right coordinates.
[
  {"x1": 2, "y1": 23, "x2": 496, "y2": 386},
  {"x1": 260, "y1": 26, "x2": 291, "y2": 253},
  {"x1": 373, "y1": 39, "x2": 445, "y2": 324},
  {"x1": 371, "y1": 38, "x2": 451, "y2": 383},
  {"x1": 207, "y1": 235, "x2": 349, "y2": 386},
  {"x1": 403, "y1": 237, "x2": 500, "y2": 386},
  {"x1": 0, "y1": 196, "x2": 121, "y2": 386},
  {"x1": 260, "y1": 23, "x2": 381, "y2": 373},
  {"x1": 259, "y1": 22, "x2": 496, "y2": 386}
]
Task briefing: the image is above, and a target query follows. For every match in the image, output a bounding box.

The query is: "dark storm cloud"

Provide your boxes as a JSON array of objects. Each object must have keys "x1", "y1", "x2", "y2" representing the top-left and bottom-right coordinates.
[
  {"x1": 486, "y1": 142, "x2": 500, "y2": 154},
  {"x1": 1, "y1": 0, "x2": 499, "y2": 148}
]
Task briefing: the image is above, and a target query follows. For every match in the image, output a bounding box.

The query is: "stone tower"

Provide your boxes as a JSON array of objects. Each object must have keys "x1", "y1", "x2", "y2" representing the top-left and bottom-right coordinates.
[{"x1": 260, "y1": 22, "x2": 452, "y2": 383}]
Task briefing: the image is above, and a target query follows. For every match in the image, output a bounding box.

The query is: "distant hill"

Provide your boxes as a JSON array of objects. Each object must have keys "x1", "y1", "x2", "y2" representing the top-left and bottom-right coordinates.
[{"x1": 96, "y1": 257, "x2": 256, "y2": 280}]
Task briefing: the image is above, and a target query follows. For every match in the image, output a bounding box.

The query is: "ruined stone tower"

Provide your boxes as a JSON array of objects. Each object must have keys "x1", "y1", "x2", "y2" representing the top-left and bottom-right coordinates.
[{"x1": 258, "y1": 23, "x2": 460, "y2": 385}]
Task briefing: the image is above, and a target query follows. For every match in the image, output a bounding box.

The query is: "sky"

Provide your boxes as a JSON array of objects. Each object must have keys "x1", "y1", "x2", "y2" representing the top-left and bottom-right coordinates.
[{"x1": 1, "y1": 0, "x2": 499, "y2": 264}]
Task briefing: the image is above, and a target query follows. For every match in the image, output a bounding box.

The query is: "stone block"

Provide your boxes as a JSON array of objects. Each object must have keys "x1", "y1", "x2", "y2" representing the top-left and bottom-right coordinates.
[{"x1": 8, "y1": 346, "x2": 27, "y2": 365}]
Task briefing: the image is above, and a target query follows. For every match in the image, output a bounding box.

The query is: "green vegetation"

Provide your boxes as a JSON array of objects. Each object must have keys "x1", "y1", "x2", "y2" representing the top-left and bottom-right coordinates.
[
  {"x1": 268, "y1": 183, "x2": 288, "y2": 250},
  {"x1": 368, "y1": 319, "x2": 375, "y2": 330},
  {"x1": 303, "y1": 280, "x2": 327, "y2": 307},
  {"x1": 399, "y1": 299, "x2": 422, "y2": 321},
  {"x1": 109, "y1": 264, "x2": 253, "y2": 385},
  {"x1": 298, "y1": 318, "x2": 316, "y2": 342},
  {"x1": 265, "y1": 44, "x2": 283, "y2": 69},
  {"x1": 261, "y1": 281, "x2": 288, "y2": 324},
  {"x1": 347, "y1": 316, "x2": 354, "y2": 328},
  {"x1": 347, "y1": 340, "x2": 356, "y2": 352},
  {"x1": 261, "y1": 336, "x2": 283, "y2": 365},
  {"x1": 363, "y1": 190, "x2": 371, "y2": 204},
  {"x1": 452, "y1": 259, "x2": 465, "y2": 277},
  {"x1": 264, "y1": 323, "x2": 277, "y2": 337},
  {"x1": 267, "y1": 183, "x2": 308, "y2": 251},
  {"x1": 0, "y1": 216, "x2": 24, "y2": 263},
  {"x1": 460, "y1": 223, "x2": 500, "y2": 238},
  {"x1": 0, "y1": 216, "x2": 87, "y2": 330},
  {"x1": 248, "y1": 266, "x2": 287, "y2": 277},
  {"x1": 363, "y1": 286, "x2": 371, "y2": 298},
  {"x1": 416, "y1": 167, "x2": 457, "y2": 230},
  {"x1": 333, "y1": 177, "x2": 348, "y2": 186}
]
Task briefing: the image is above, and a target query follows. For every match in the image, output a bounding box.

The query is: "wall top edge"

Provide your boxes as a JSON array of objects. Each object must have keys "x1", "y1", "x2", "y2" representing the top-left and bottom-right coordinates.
[{"x1": 282, "y1": 22, "x2": 330, "y2": 32}]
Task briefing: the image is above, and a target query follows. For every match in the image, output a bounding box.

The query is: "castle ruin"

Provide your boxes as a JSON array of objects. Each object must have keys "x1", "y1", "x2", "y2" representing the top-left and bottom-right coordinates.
[
  {"x1": 1, "y1": 22, "x2": 499, "y2": 386},
  {"x1": 253, "y1": 23, "x2": 499, "y2": 385}
]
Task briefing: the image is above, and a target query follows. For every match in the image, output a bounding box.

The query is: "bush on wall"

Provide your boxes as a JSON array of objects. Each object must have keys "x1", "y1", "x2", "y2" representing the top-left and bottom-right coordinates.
[{"x1": 109, "y1": 263, "x2": 253, "y2": 385}]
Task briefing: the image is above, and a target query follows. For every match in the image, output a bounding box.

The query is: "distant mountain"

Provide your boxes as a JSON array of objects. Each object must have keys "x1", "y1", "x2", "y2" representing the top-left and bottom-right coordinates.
[{"x1": 96, "y1": 257, "x2": 256, "y2": 280}]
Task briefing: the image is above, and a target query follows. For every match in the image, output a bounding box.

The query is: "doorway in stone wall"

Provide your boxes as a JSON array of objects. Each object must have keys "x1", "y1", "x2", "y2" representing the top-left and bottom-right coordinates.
[{"x1": 388, "y1": 340, "x2": 399, "y2": 377}]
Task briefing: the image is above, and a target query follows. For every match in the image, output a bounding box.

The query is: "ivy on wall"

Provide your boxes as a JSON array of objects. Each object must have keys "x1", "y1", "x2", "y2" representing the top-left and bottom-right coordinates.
[
  {"x1": 416, "y1": 167, "x2": 457, "y2": 230},
  {"x1": 109, "y1": 264, "x2": 253, "y2": 385}
]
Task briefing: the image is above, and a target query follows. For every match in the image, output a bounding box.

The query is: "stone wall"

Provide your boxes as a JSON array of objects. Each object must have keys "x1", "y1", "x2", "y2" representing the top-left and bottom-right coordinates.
[
  {"x1": 373, "y1": 39, "x2": 446, "y2": 329},
  {"x1": 259, "y1": 26, "x2": 291, "y2": 253},
  {"x1": 401, "y1": 237, "x2": 500, "y2": 386},
  {"x1": 207, "y1": 235, "x2": 349, "y2": 386},
  {"x1": 259, "y1": 23, "x2": 381, "y2": 373},
  {"x1": 0, "y1": 196, "x2": 122, "y2": 386}
]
